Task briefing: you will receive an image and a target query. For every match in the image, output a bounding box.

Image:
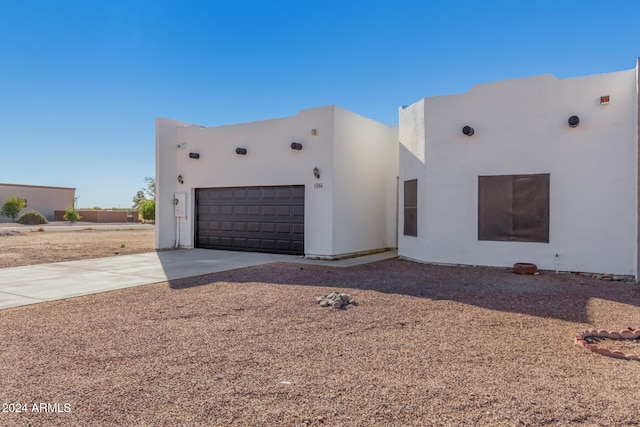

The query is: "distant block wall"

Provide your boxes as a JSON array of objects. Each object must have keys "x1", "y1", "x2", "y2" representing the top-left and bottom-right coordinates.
[{"x1": 54, "y1": 210, "x2": 129, "y2": 223}]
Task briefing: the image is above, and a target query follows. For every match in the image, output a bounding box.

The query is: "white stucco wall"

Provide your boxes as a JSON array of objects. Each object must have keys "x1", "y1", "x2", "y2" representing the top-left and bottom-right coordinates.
[
  {"x1": 0, "y1": 184, "x2": 75, "y2": 222},
  {"x1": 637, "y1": 58, "x2": 640, "y2": 279},
  {"x1": 156, "y1": 106, "x2": 396, "y2": 258},
  {"x1": 400, "y1": 68, "x2": 639, "y2": 276},
  {"x1": 156, "y1": 117, "x2": 190, "y2": 249},
  {"x1": 398, "y1": 100, "x2": 427, "y2": 260},
  {"x1": 332, "y1": 107, "x2": 398, "y2": 255}
]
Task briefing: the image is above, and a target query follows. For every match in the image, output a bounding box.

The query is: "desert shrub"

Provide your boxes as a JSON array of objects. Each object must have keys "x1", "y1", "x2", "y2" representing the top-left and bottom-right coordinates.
[
  {"x1": 63, "y1": 208, "x2": 82, "y2": 223},
  {"x1": 16, "y1": 210, "x2": 49, "y2": 225},
  {"x1": 140, "y1": 199, "x2": 155, "y2": 222},
  {"x1": 1, "y1": 196, "x2": 27, "y2": 221}
]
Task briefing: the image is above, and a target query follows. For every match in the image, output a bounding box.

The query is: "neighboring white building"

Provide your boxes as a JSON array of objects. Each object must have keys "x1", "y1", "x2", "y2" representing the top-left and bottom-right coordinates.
[
  {"x1": 156, "y1": 105, "x2": 399, "y2": 258},
  {"x1": 157, "y1": 58, "x2": 640, "y2": 279},
  {"x1": 0, "y1": 183, "x2": 75, "y2": 222},
  {"x1": 399, "y1": 59, "x2": 640, "y2": 277}
]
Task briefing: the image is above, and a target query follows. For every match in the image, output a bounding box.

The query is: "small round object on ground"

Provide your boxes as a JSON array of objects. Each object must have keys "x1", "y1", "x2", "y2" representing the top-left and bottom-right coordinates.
[{"x1": 514, "y1": 263, "x2": 538, "y2": 275}]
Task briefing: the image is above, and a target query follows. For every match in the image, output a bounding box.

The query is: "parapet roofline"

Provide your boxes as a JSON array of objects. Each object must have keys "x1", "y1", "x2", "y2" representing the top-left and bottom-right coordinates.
[
  {"x1": 401, "y1": 64, "x2": 637, "y2": 107},
  {"x1": 0, "y1": 183, "x2": 76, "y2": 191}
]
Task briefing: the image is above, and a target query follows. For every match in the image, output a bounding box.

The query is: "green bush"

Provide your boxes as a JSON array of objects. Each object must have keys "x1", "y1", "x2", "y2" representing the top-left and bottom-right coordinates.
[
  {"x1": 1, "y1": 196, "x2": 27, "y2": 221},
  {"x1": 63, "y1": 208, "x2": 82, "y2": 223},
  {"x1": 16, "y1": 210, "x2": 49, "y2": 225},
  {"x1": 140, "y1": 199, "x2": 155, "y2": 222}
]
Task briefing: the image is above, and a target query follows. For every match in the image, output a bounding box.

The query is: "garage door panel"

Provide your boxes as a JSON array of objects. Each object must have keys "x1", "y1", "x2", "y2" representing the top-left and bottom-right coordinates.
[
  {"x1": 219, "y1": 237, "x2": 233, "y2": 247},
  {"x1": 276, "y1": 187, "x2": 291, "y2": 199},
  {"x1": 261, "y1": 240, "x2": 275, "y2": 249},
  {"x1": 292, "y1": 187, "x2": 305, "y2": 199},
  {"x1": 201, "y1": 236, "x2": 218, "y2": 246},
  {"x1": 262, "y1": 222, "x2": 275, "y2": 233},
  {"x1": 196, "y1": 185, "x2": 304, "y2": 255},
  {"x1": 247, "y1": 188, "x2": 261, "y2": 199},
  {"x1": 262, "y1": 205, "x2": 275, "y2": 216},
  {"x1": 276, "y1": 223, "x2": 290, "y2": 233},
  {"x1": 277, "y1": 206, "x2": 290, "y2": 216},
  {"x1": 262, "y1": 188, "x2": 276, "y2": 199},
  {"x1": 276, "y1": 240, "x2": 291, "y2": 250},
  {"x1": 232, "y1": 238, "x2": 246, "y2": 248}
]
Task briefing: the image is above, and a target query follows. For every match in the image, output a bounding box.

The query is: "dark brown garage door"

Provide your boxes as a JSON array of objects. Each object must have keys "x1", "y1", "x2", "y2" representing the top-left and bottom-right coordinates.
[{"x1": 195, "y1": 185, "x2": 304, "y2": 255}]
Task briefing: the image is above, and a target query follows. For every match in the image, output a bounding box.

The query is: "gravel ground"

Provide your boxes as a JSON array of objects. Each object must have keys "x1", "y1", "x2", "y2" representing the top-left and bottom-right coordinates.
[
  {"x1": 1, "y1": 258, "x2": 640, "y2": 426},
  {"x1": 0, "y1": 227, "x2": 155, "y2": 268}
]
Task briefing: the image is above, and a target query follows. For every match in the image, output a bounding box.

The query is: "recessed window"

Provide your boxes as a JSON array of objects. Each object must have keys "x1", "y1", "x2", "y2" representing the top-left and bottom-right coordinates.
[
  {"x1": 404, "y1": 179, "x2": 417, "y2": 237},
  {"x1": 478, "y1": 174, "x2": 549, "y2": 243}
]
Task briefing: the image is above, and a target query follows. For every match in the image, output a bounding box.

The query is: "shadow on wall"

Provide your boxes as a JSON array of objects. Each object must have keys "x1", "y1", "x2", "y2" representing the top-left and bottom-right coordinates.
[{"x1": 164, "y1": 257, "x2": 640, "y2": 324}]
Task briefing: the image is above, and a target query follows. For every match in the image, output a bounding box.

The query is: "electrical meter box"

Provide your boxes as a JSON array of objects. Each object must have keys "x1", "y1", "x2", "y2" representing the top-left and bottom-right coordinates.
[{"x1": 174, "y1": 193, "x2": 187, "y2": 218}]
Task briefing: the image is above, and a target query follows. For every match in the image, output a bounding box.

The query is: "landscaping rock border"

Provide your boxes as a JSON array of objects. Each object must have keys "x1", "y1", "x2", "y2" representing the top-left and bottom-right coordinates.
[{"x1": 575, "y1": 329, "x2": 640, "y2": 360}]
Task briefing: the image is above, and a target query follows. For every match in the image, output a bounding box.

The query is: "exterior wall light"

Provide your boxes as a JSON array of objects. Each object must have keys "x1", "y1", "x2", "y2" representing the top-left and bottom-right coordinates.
[
  {"x1": 462, "y1": 126, "x2": 475, "y2": 136},
  {"x1": 313, "y1": 167, "x2": 320, "y2": 179},
  {"x1": 568, "y1": 116, "x2": 580, "y2": 128},
  {"x1": 236, "y1": 147, "x2": 247, "y2": 155},
  {"x1": 177, "y1": 174, "x2": 184, "y2": 184},
  {"x1": 291, "y1": 142, "x2": 303, "y2": 150},
  {"x1": 189, "y1": 152, "x2": 200, "y2": 159}
]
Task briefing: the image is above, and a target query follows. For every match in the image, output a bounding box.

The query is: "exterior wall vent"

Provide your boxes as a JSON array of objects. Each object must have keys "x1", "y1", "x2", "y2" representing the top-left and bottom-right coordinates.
[{"x1": 568, "y1": 116, "x2": 580, "y2": 128}]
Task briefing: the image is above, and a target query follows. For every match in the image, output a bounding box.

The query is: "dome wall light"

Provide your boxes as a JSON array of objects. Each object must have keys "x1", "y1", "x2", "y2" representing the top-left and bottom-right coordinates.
[
  {"x1": 188, "y1": 152, "x2": 200, "y2": 159},
  {"x1": 462, "y1": 125, "x2": 475, "y2": 136},
  {"x1": 236, "y1": 147, "x2": 247, "y2": 155},
  {"x1": 291, "y1": 142, "x2": 303, "y2": 150},
  {"x1": 568, "y1": 115, "x2": 580, "y2": 128}
]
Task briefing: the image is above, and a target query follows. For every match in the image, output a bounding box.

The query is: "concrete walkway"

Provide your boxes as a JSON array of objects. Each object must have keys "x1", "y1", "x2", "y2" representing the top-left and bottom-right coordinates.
[{"x1": 0, "y1": 249, "x2": 397, "y2": 310}]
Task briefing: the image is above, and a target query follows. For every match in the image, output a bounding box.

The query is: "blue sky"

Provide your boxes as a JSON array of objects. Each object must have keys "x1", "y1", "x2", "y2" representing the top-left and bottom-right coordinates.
[{"x1": 1, "y1": 1, "x2": 639, "y2": 208}]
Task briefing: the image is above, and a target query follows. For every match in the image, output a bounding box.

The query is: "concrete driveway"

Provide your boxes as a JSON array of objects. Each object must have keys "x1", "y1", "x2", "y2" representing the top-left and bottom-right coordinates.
[{"x1": 0, "y1": 249, "x2": 397, "y2": 310}]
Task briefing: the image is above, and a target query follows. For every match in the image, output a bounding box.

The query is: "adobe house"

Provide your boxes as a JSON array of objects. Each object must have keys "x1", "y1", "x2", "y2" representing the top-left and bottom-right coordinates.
[
  {"x1": 399, "y1": 58, "x2": 640, "y2": 278},
  {"x1": 0, "y1": 183, "x2": 75, "y2": 222},
  {"x1": 156, "y1": 105, "x2": 399, "y2": 258},
  {"x1": 157, "y1": 58, "x2": 640, "y2": 279}
]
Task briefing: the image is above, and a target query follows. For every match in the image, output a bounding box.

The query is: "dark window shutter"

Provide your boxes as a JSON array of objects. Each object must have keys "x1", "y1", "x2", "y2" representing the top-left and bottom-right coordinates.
[
  {"x1": 478, "y1": 174, "x2": 549, "y2": 243},
  {"x1": 404, "y1": 179, "x2": 417, "y2": 237},
  {"x1": 478, "y1": 175, "x2": 513, "y2": 241},
  {"x1": 512, "y1": 174, "x2": 549, "y2": 243}
]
